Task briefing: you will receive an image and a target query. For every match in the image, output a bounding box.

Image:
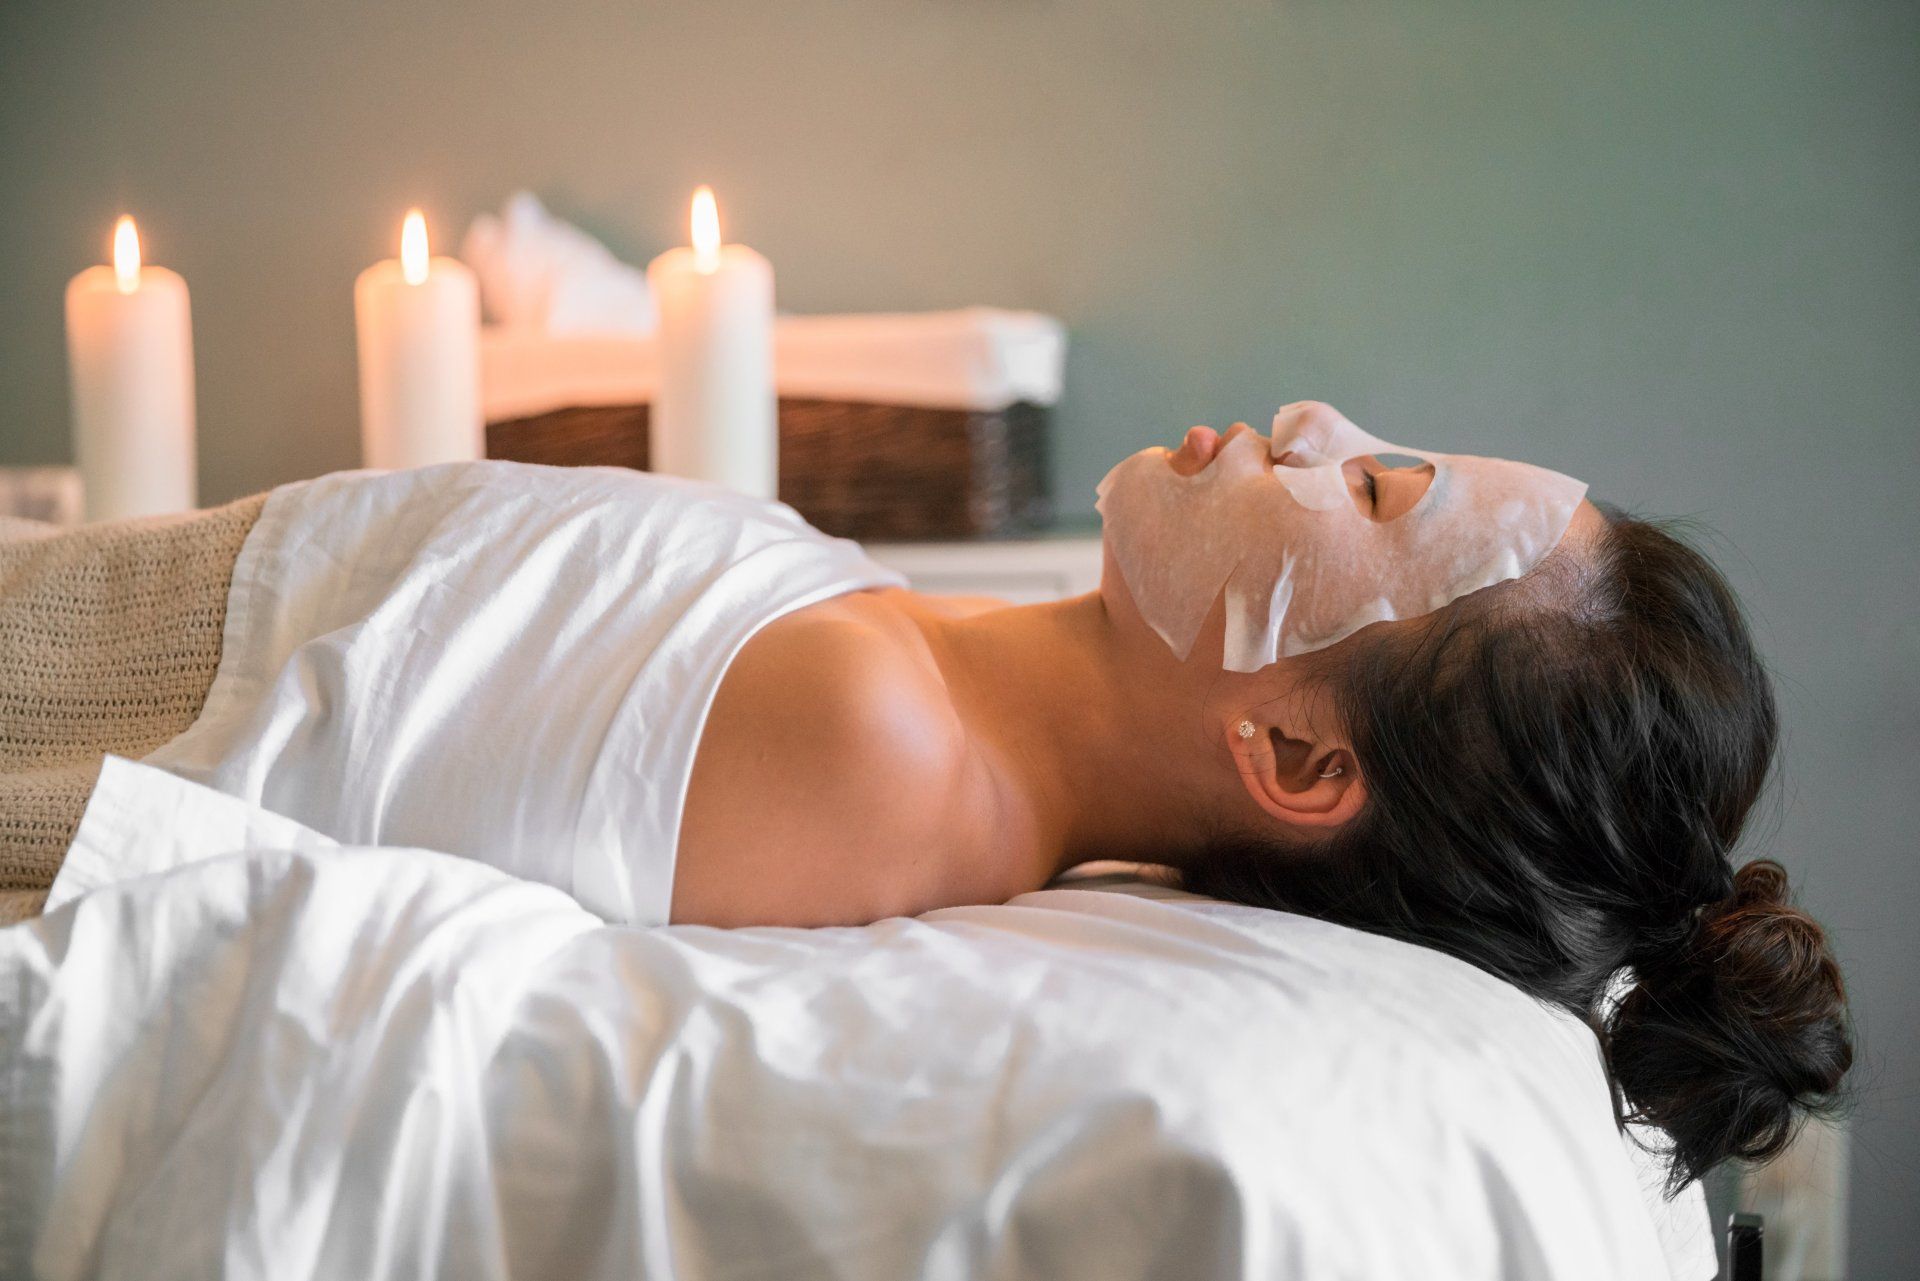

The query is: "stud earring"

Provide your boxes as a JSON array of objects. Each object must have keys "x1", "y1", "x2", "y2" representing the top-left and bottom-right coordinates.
[
  {"x1": 1236, "y1": 720, "x2": 1258, "y2": 741},
  {"x1": 1318, "y1": 763, "x2": 1344, "y2": 779}
]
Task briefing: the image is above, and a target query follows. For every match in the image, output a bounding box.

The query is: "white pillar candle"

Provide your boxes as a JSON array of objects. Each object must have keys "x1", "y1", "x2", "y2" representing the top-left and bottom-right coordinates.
[
  {"x1": 63, "y1": 215, "x2": 197, "y2": 522},
  {"x1": 644, "y1": 186, "x2": 777, "y2": 499},
  {"x1": 354, "y1": 209, "x2": 483, "y2": 470}
]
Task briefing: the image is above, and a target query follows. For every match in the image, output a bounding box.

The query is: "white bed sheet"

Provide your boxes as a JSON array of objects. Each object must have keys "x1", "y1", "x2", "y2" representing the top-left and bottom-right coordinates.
[{"x1": 2, "y1": 761, "x2": 1716, "y2": 1281}]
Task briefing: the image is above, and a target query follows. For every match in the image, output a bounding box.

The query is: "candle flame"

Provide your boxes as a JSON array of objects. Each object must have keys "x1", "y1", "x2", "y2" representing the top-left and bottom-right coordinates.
[
  {"x1": 401, "y1": 209, "x2": 429, "y2": 285},
  {"x1": 112, "y1": 216, "x2": 141, "y2": 293},
  {"x1": 691, "y1": 186, "x2": 721, "y2": 273}
]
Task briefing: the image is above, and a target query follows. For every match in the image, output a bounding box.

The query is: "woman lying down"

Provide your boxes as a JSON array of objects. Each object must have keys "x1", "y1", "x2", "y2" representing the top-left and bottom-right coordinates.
[{"x1": 0, "y1": 398, "x2": 1849, "y2": 1193}]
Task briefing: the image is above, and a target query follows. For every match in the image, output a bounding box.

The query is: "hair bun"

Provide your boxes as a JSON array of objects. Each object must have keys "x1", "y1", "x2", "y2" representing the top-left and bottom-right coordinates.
[
  {"x1": 1724, "y1": 858, "x2": 1790, "y2": 911},
  {"x1": 1608, "y1": 859, "x2": 1852, "y2": 1189}
]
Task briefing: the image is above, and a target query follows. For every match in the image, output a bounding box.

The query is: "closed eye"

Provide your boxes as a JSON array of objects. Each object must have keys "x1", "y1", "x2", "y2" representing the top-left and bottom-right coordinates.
[{"x1": 1342, "y1": 455, "x2": 1436, "y2": 522}]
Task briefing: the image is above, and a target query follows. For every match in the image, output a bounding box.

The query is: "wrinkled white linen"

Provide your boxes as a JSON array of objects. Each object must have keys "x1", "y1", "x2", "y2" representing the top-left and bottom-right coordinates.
[
  {"x1": 45, "y1": 754, "x2": 338, "y2": 911},
  {"x1": 3, "y1": 763, "x2": 1716, "y2": 1281},
  {"x1": 142, "y1": 461, "x2": 904, "y2": 926}
]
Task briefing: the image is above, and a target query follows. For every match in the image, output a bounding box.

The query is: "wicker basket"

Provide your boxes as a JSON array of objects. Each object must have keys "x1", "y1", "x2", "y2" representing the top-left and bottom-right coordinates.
[{"x1": 486, "y1": 399, "x2": 1052, "y2": 542}]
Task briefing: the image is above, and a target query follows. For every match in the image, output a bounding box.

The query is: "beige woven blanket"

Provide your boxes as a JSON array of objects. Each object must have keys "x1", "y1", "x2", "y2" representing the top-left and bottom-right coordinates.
[{"x1": 0, "y1": 495, "x2": 265, "y2": 924}]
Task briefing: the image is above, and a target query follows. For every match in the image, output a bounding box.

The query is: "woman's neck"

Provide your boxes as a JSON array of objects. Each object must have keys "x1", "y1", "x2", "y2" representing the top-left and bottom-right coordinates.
[{"x1": 913, "y1": 591, "x2": 1203, "y2": 880}]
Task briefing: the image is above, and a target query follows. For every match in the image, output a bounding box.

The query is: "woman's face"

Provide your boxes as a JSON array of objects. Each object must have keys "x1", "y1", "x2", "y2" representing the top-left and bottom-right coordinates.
[{"x1": 1096, "y1": 402, "x2": 1589, "y2": 672}]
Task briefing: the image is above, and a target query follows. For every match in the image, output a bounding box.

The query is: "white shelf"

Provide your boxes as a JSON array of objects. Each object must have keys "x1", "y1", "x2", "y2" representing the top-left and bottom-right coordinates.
[{"x1": 864, "y1": 536, "x2": 1103, "y2": 604}]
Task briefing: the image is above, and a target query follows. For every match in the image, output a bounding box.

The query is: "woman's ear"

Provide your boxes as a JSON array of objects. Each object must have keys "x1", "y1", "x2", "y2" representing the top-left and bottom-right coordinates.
[{"x1": 1226, "y1": 717, "x2": 1367, "y2": 831}]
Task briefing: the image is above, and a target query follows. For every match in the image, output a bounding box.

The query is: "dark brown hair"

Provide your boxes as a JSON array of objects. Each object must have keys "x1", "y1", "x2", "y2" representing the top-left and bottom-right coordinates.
[{"x1": 1182, "y1": 507, "x2": 1852, "y2": 1189}]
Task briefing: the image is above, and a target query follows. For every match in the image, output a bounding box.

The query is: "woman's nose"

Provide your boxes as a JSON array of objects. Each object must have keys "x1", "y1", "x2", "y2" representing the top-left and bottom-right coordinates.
[{"x1": 1172, "y1": 421, "x2": 1258, "y2": 476}]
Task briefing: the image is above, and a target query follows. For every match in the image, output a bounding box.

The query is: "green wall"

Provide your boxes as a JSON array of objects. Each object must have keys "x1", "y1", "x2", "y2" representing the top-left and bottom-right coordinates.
[{"x1": 4, "y1": 1, "x2": 1916, "y2": 1269}]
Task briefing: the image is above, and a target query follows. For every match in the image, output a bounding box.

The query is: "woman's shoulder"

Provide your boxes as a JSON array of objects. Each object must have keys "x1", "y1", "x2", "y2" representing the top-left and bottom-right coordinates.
[
  {"x1": 675, "y1": 590, "x2": 978, "y2": 926},
  {"x1": 720, "y1": 593, "x2": 965, "y2": 784}
]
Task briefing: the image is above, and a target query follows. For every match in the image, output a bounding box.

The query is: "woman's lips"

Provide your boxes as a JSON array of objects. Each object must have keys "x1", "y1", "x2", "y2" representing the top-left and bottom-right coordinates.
[
  {"x1": 1168, "y1": 425, "x2": 1222, "y2": 476},
  {"x1": 1183, "y1": 425, "x2": 1220, "y2": 461}
]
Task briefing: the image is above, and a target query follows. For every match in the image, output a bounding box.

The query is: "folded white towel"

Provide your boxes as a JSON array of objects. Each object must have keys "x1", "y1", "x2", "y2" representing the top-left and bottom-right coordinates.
[
  {"x1": 482, "y1": 308, "x2": 1067, "y2": 420},
  {"x1": 460, "y1": 192, "x2": 657, "y2": 336}
]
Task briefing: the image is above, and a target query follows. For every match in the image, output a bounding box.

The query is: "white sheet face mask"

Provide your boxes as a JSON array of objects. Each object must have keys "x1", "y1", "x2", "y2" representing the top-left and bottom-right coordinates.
[{"x1": 1095, "y1": 402, "x2": 1589, "y2": 673}]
